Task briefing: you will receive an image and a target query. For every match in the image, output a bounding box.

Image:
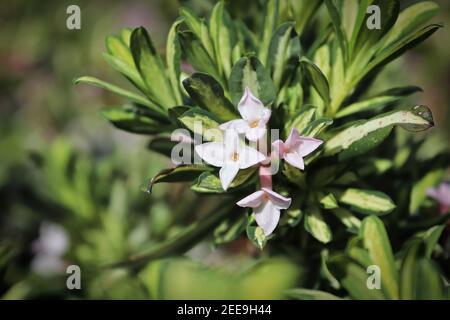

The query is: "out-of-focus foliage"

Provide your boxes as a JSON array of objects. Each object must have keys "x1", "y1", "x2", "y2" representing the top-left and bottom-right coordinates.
[{"x1": 1, "y1": 0, "x2": 449, "y2": 300}]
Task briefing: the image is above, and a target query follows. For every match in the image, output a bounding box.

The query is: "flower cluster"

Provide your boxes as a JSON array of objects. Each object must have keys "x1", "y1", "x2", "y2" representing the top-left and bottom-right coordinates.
[{"x1": 194, "y1": 87, "x2": 323, "y2": 235}]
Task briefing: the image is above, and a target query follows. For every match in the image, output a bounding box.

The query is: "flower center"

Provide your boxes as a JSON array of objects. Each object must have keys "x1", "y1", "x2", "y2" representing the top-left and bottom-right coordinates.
[
  {"x1": 263, "y1": 193, "x2": 270, "y2": 201},
  {"x1": 249, "y1": 120, "x2": 259, "y2": 128},
  {"x1": 231, "y1": 152, "x2": 239, "y2": 161}
]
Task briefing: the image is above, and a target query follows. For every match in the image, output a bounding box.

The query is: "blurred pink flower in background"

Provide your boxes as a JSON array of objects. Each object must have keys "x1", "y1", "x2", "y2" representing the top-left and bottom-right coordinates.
[
  {"x1": 427, "y1": 182, "x2": 450, "y2": 214},
  {"x1": 31, "y1": 222, "x2": 69, "y2": 275}
]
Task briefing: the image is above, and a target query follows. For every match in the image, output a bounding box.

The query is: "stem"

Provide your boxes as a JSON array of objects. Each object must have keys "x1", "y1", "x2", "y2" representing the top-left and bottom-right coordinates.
[
  {"x1": 257, "y1": 130, "x2": 273, "y2": 189},
  {"x1": 259, "y1": 165, "x2": 273, "y2": 189}
]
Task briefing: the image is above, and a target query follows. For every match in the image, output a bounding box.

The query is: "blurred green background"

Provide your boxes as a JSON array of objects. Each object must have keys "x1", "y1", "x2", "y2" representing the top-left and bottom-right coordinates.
[{"x1": 0, "y1": 0, "x2": 448, "y2": 299}]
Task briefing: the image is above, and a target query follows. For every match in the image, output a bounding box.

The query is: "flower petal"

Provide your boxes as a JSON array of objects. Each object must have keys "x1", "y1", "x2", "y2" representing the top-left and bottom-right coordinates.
[
  {"x1": 245, "y1": 127, "x2": 266, "y2": 141},
  {"x1": 428, "y1": 183, "x2": 450, "y2": 206},
  {"x1": 238, "y1": 87, "x2": 266, "y2": 122},
  {"x1": 219, "y1": 161, "x2": 240, "y2": 190},
  {"x1": 262, "y1": 188, "x2": 292, "y2": 209},
  {"x1": 285, "y1": 128, "x2": 301, "y2": 149},
  {"x1": 236, "y1": 190, "x2": 265, "y2": 208},
  {"x1": 254, "y1": 200, "x2": 280, "y2": 236},
  {"x1": 296, "y1": 137, "x2": 323, "y2": 157},
  {"x1": 237, "y1": 145, "x2": 266, "y2": 169},
  {"x1": 219, "y1": 119, "x2": 249, "y2": 133},
  {"x1": 272, "y1": 140, "x2": 285, "y2": 157},
  {"x1": 194, "y1": 142, "x2": 225, "y2": 167},
  {"x1": 426, "y1": 187, "x2": 440, "y2": 200},
  {"x1": 222, "y1": 129, "x2": 242, "y2": 156},
  {"x1": 438, "y1": 183, "x2": 450, "y2": 205},
  {"x1": 259, "y1": 108, "x2": 272, "y2": 125},
  {"x1": 284, "y1": 151, "x2": 305, "y2": 170}
]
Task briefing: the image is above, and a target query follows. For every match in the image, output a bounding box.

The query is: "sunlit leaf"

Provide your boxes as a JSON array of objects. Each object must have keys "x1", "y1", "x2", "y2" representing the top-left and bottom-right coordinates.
[
  {"x1": 229, "y1": 56, "x2": 276, "y2": 106},
  {"x1": 183, "y1": 73, "x2": 238, "y2": 121}
]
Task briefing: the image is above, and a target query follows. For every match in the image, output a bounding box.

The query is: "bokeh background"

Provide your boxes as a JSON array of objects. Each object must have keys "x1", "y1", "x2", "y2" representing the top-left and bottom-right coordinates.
[{"x1": 0, "y1": 0, "x2": 449, "y2": 299}]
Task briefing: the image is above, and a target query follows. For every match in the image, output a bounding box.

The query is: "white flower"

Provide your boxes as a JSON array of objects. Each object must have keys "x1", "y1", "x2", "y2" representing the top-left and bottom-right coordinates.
[
  {"x1": 195, "y1": 130, "x2": 266, "y2": 190},
  {"x1": 237, "y1": 188, "x2": 291, "y2": 236},
  {"x1": 220, "y1": 87, "x2": 271, "y2": 141}
]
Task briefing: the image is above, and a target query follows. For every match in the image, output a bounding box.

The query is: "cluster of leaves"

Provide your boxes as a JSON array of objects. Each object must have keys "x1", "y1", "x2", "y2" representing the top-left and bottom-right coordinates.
[
  {"x1": 0, "y1": 139, "x2": 168, "y2": 299},
  {"x1": 76, "y1": 0, "x2": 449, "y2": 299},
  {"x1": 1, "y1": 137, "x2": 303, "y2": 300},
  {"x1": 287, "y1": 216, "x2": 449, "y2": 300}
]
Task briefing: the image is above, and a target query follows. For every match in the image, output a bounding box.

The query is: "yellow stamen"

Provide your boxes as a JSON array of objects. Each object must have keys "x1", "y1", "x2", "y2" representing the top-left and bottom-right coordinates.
[
  {"x1": 250, "y1": 120, "x2": 259, "y2": 128},
  {"x1": 231, "y1": 152, "x2": 239, "y2": 161}
]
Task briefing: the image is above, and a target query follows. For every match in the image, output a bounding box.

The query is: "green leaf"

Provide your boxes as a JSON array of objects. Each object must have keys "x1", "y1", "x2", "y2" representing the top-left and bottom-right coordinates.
[
  {"x1": 319, "y1": 193, "x2": 339, "y2": 209},
  {"x1": 147, "y1": 137, "x2": 179, "y2": 158},
  {"x1": 408, "y1": 225, "x2": 446, "y2": 259},
  {"x1": 130, "y1": 27, "x2": 176, "y2": 109},
  {"x1": 258, "y1": 0, "x2": 279, "y2": 65},
  {"x1": 213, "y1": 214, "x2": 246, "y2": 246},
  {"x1": 422, "y1": 225, "x2": 445, "y2": 258},
  {"x1": 348, "y1": 0, "x2": 369, "y2": 60},
  {"x1": 101, "y1": 107, "x2": 171, "y2": 134},
  {"x1": 191, "y1": 168, "x2": 257, "y2": 193},
  {"x1": 324, "y1": 105, "x2": 434, "y2": 160},
  {"x1": 178, "y1": 107, "x2": 222, "y2": 141},
  {"x1": 409, "y1": 167, "x2": 446, "y2": 215},
  {"x1": 324, "y1": 0, "x2": 348, "y2": 63},
  {"x1": 282, "y1": 162, "x2": 306, "y2": 187},
  {"x1": 246, "y1": 213, "x2": 268, "y2": 249},
  {"x1": 338, "y1": 188, "x2": 396, "y2": 216},
  {"x1": 356, "y1": 24, "x2": 441, "y2": 85},
  {"x1": 335, "y1": 86, "x2": 422, "y2": 118},
  {"x1": 102, "y1": 52, "x2": 146, "y2": 92},
  {"x1": 236, "y1": 19, "x2": 257, "y2": 53},
  {"x1": 105, "y1": 32, "x2": 135, "y2": 66},
  {"x1": 280, "y1": 82, "x2": 303, "y2": 119},
  {"x1": 287, "y1": 105, "x2": 316, "y2": 134},
  {"x1": 268, "y1": 22, "x2": 301, "y2": 90},
  {"x1": 284, "y1": 288, "x2": 341, "y2": 300},
  {"x1": 288, "y1": 0, "x2": 322, "y2": 35},
  {"x1": 300, "y1": 57, "x2": 330, "y2": 107},
  {"x1": 352, "y1": 0, "x2": 400, "y2": 58},
  {"x1": 327, "y1": 254, "x2": 386, "y2": 300},
  {"x1": 360, "y1": 216, "x2": 399, "y2": 299},
  {"x1": 178, "y1": 31, "x2": 223, "y2": 86},
  {"x1": 74, "y1": 76, "x2": 163, "y2": 114},
  {"x1": 302, "y1": 117, "x2": 333, "y2": 137},
  {"x1": 109, "y1": 201, "x2": 235, "y2": 268},
  {"x1": 332, "y1": 208, "x2": 361, "y2": 234},
  {"x1": 143, "y1": 165, "x2": 212, "y2": 193},
  {"x1": 382, "y1": 1, "x2": 439, "y2": 49},
  {"x1": 280, "y1": 208, "x2": 303, "y2": 228},
  {"x1": 229, "y1": 56, "x2": 276, "y2": 106},
  {"x1": 210, "y1": 1, "x2": 237, "y2": 78},
  {"x1": 345, "y1": 236, "x2": 372, "y2": 269},
  {"x1": 166, "y1": 19, "x2": 184, "y2": 105},
  {"x1": 341, "y1": 0, "x2": 359, "y2": 40},
  {"x1": 168, "y1": 106, "x2": 190, "y2": 122},
  {"x1": 304, "y1": 207, "x2": 332, "y2": 244},
  {"x1": 182, "y1": 73, "x2": 238, "y2": 121},
  {"x1": 414, "y1": 258, "x2": 446, "y2": 300},
  {"x1": 179, "y1": 7, "x2": 215, "y2": 59},
  {"x1": 103, "y1": 30, "x2": 147, "y2": 91},
  {"x1": 399, "y1": 241, "x2": 421, "y2": 300}
]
